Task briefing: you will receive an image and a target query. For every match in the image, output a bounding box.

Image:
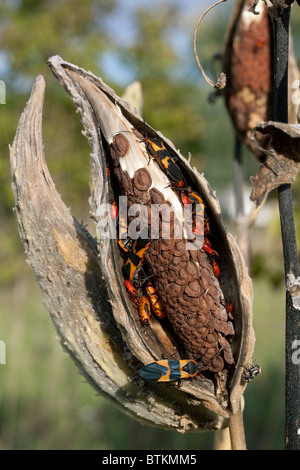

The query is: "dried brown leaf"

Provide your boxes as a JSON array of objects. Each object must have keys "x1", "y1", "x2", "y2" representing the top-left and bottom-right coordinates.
[{"x1": 250, "y1": 120, "x2": 300, "y2": 206}]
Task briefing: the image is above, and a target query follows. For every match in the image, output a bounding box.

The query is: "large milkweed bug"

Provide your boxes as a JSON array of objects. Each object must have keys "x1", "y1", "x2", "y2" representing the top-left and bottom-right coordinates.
[
  {"x1": 221, "y1": 299, "x2": 234, "y2": 319},
  {"x1": 144, "y1": 137, "x2": 186, "y2": 187},
  {"x1": 202, "y1": 237, "x2": 219, "y2": 258},
  {"x1": 124, "y1": 280, "x2": 139, "y2": 306},
  {"x1": 139, "y1": 348, "x2": 224, "y2": 383},
  {"x1": 171, "y1": 179, "x2": 186, "y2": 188},
  {"x1": 187, "y1": 188, "x2": 205, "y2": 208},
  {"x1": 211, "y1": 259, "x2": 220, "y2": 277},
  {"x1": 122, "y1": 236, "x2": 151, "y2": 281},
  {"x1": 119, "y1": 131, "x2": 186, "y2": 187},
  {"x1": 226, "y1": 301, "x2": 233, "y2": 314},
  {"x1": 111, "y1": 200, "x2": 118, "y2": 220},
  {"x1": 204, "y1": 218, "x2": 210, "y2": 235},
  {"x1": 117, "y1": 214, "x2": 133, "y2": 255},
  {"x1": 145, "y1": 281, "x2": 166, "y2": 319},
  {"x1": 138, "y1": 296, "x2": 152, "y2": 327},
  {"x1": 178, "y1": 190, "x2": 191, "y2": 206},
  {"x1": 186, "y1": 188, "x2": 208, "y2": 236},
  {"x1": 139, "y1": 359, "x2": 200, "y2": 382}
]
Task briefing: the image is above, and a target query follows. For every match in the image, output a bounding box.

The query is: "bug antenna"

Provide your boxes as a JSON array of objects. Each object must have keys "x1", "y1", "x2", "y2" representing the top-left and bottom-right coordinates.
[
  {"x1": 197, "y1": 346, "x2": 224, "y2": 370},
  {"x1": 132, "y1": 271, "x2": 154, "y2": 289}
]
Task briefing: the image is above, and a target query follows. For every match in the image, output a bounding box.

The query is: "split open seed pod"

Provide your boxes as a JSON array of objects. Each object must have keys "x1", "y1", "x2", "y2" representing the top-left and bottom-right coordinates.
[
  {"x1": 221, "y1": 0, "x2": 274, "y2": 160},
  {"x1": 221, "y1": 0, "x2": 298, "y2": 160},
  {"x1": 10, "y1": 55, "x2": 255, "y2": 435}
]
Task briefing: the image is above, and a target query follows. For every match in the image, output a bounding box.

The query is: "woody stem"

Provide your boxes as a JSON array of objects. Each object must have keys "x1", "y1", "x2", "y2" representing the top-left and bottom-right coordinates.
[{"x1": 269, "y1": 1, "x2": 300, "y2": 450}]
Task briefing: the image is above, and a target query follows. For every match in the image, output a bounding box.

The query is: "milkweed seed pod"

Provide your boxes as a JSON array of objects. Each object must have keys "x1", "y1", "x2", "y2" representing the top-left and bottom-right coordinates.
[
  {"x1": 221, "y1": 0, "x2": 299, "y2": 160},
  {"x1": 10, "y1": 55, "x2": 255, "y2": 434}
]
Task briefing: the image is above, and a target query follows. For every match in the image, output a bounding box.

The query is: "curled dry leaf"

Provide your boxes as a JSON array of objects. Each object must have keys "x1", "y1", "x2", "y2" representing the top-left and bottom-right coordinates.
[
  {"x1": 221, "y1": 0, "x2": 298, "y2": 160},
  {"x1": 250, "y1": 120, "x2": 300, "y2": 206},
  {"x1": 9, "y1": 55, "x2": 255, "y2": 434}
]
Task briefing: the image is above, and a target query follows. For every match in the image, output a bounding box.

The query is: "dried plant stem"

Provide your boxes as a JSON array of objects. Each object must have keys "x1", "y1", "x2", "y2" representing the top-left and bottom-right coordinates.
[
  {"x1": 269, "y1": 2, "x2": 300, "y2": 450},
  {"x1": 233, "y1": 138, "x2": 244, "y2": 219},
  {"x1": 229, "y1": 400, "x2": 247, "y2": 450},
  {"x1": 227, "y1": 140, "x2": 248, "y2": 448},
  {"x1": 194, "y1": 0, "x2": 227, "y2": 89},
  {"x1": 233, "y1": 136, "x2": 252, "y2": 268},
  {"x1": 214, "y1": 428, "x2": 232, "y2": 450}
]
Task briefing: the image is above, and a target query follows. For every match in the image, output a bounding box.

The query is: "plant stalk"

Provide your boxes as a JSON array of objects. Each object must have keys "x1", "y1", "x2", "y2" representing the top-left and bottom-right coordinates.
[
  {"x1": 269, "y1": 1, "x2": 300, "y2": 450},
  {"x1": 233, "y1": 136, "x2": 251, "y2": 268}
]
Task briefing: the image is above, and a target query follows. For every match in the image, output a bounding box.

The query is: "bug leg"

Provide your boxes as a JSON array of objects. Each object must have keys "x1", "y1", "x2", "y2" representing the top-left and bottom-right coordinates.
[{"x1": 132, "y1": 270, "x2": 154, "y2": 289}]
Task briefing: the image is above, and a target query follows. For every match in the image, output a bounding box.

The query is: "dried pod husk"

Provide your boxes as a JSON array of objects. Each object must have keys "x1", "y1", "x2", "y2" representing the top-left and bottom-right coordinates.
[
  {"x1": 12, "y1": 72, "x2": 236, "y2": 435},
  {"x1": 46, "y1": 55, "x2": 255, "y2": 429},
  {"x1": 11, "y1": 53, "x2": 255, "y2": 433},
  {"x1": 221, "y1": 0, "x2": 298, "y2": 160},
  {"x1": 250, "y1": 120, "x2": 300, "y2": 206}
]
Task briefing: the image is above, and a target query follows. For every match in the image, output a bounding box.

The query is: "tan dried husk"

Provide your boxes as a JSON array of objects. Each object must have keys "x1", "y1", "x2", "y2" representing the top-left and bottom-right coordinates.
[{"x1": 10, "y1": 54, "x2": 255, "y2": 434}]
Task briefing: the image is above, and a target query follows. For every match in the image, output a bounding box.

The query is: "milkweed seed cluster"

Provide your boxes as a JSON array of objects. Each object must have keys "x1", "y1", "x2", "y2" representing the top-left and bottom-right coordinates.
[{"x1": 108, "y1": 131, "x2": 235, "y2": 380}]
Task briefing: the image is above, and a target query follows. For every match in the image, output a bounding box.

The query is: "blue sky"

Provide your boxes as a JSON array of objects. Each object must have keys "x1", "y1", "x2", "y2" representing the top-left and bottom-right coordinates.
[
  {"x1": 100, "y1": 0, "x2": 219, "y2": 85},
  {"x1": 0, "y1": 0, "x2": 225, "y2": 86}
]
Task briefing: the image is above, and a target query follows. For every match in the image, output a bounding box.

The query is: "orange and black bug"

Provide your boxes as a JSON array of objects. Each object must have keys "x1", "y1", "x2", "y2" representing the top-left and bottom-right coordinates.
[
  {"x1": 187, "y1": 188, "x2": 205, "y2": 208},
  {"x1": 138, "y1": 295, "x2": 152, "y2": 327},
  {"x1": 117, "y1": 214, "x2": 133, "y2": 255},
  {"x1": 122, "y1": 235, "x2": 151, "y2": 281},
  {"x1": 139, "y1": 348, "x2": 224, "y2": 383},
  {"x1": 145, "y1": 281, "x2": 166, "y2": 319},
  {"x1": 171, "y1": 179, "x2": 186, "y2": 188},
  {"x1": 186, "y1": 188, "x2": 208, "y2": 236},
  {"x1": 202, "y1": 237, "x2": 219, "y2": 258},
  {"x1": 124, "y1": 280, "x2": 139, "y2": 306},
  {"x1": 225, "y1": 300, "x2": 233, "y2": 316},
  {"x1": 204, "y1": 218, "x2": 210, "y2": 235},
  {"x1": 221, "y1": 299, "x2": 234, "y2": 320},
  {"x1": 111, "y1": 200, "x2": 118, "y2": 220},
  {"x1": 145, "y1": 137, "x2": 186, "y2": 187},
  {"x1": 139, "y1": 359, "x2": 200, "y2": 382},
  {"x1": 211, "y1": 259, "x2": 220, "y2": 277},
  {"x1": 179, "y1": 190, "x2": 191, "y2": 206},
  {"x1": 120, "y1": 131, "x2": 186, "y2": 187}
]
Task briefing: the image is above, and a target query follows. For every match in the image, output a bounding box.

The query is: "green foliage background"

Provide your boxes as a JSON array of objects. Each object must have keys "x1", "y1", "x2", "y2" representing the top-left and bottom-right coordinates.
[{"x1": 0, "y1": 0, "x2": 299, "y2": 450}]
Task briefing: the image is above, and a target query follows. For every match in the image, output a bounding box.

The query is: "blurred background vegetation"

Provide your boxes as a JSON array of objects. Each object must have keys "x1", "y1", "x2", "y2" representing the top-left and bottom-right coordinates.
[{"x1": 0, "y1": 0, "x2": 300, "y2": 450}]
